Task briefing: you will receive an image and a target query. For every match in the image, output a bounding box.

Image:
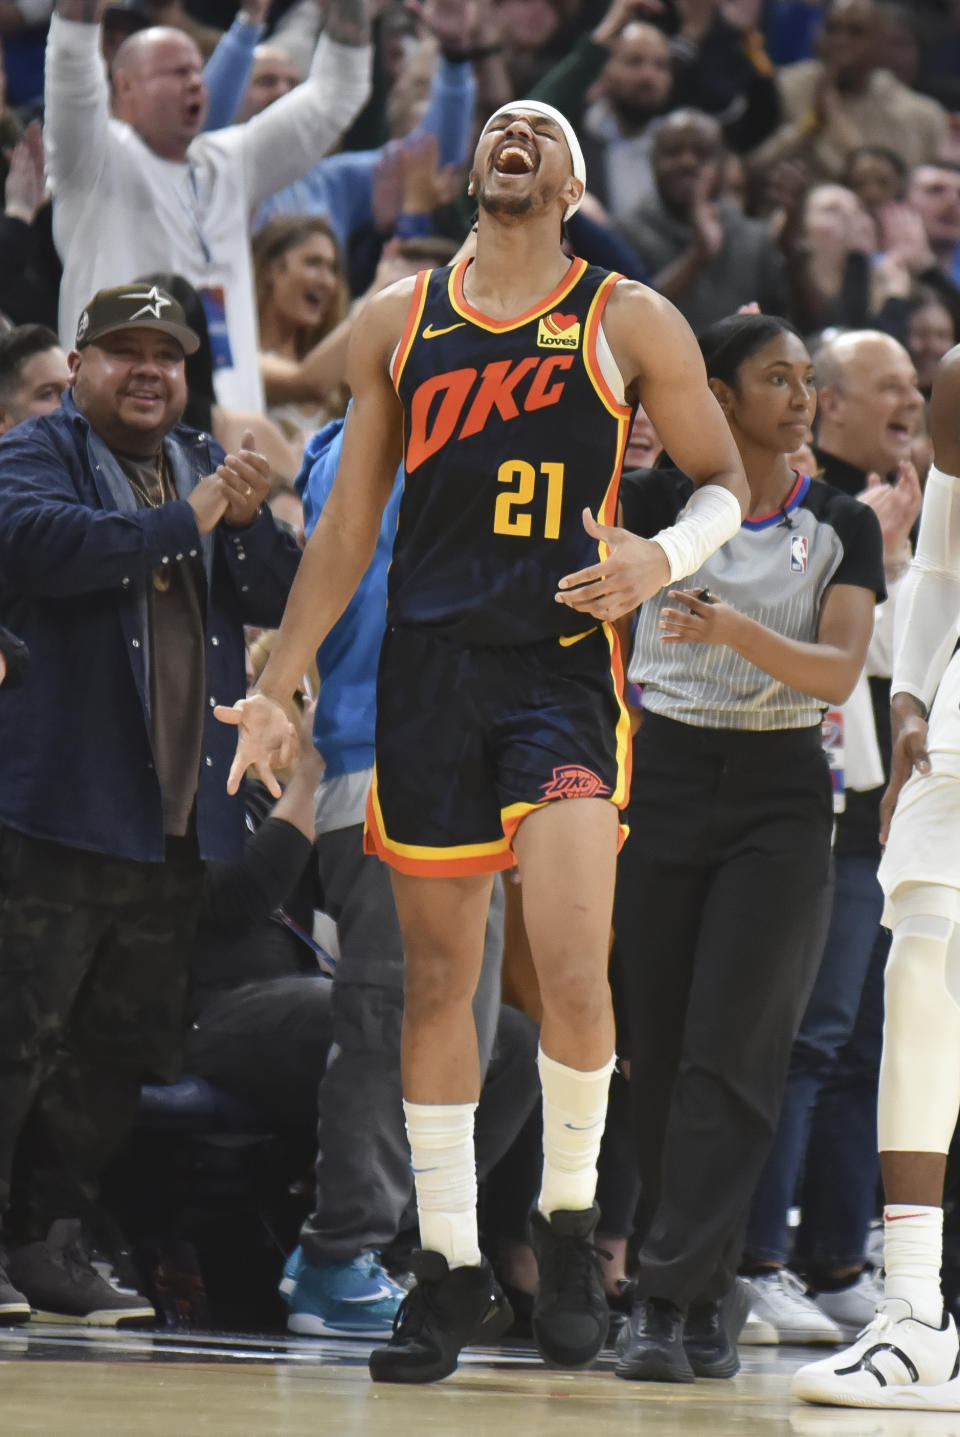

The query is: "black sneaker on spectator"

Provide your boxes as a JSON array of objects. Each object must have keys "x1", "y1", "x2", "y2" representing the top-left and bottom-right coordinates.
[
  {"x1": 369, "y1": 1250, "x2": 513, "y2": 1384},
  {"x1": 529, "y1": 1204, "x2": 609, "y2": 1368},
  {"x1": 0, "y1": 1249, "x2": 30, "y2": 1325},
  {"x1": 615, "y1": 1294, "x2": 695, "y2": 1383},
  {"x1": 683, "y1": 1278, "x2": 753, "y2": 1378},
  {"x1": 7, "y1": 1219, "x2": 155, "y2": 1326}
]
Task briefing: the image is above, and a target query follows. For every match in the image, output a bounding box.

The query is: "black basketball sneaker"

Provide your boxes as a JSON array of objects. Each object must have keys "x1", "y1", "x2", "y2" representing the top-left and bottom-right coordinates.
[
  {"x1": 529, "y1": 1204, "x2": 609, "y2": 1368},
  {"x1": 368, "y1": 1250, "x2": 513, "y2": 1384}
]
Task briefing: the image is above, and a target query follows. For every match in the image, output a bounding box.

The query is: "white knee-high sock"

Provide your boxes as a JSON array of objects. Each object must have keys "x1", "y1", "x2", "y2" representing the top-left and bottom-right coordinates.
[
  {"x1": 403, "y1": 1100, "x2": 481, "y2": 1268},
  {"x1": 884, "y1": 1204, "x2": 944, "y2": 1326},
  {"x1": 538, "y1": 1046, "x2": 615, "y2": 1218}
]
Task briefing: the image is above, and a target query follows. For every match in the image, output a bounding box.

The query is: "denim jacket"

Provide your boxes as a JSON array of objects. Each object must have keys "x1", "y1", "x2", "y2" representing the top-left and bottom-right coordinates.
[{"x1": 0, "y1": 393, "x2": 300, "y2": 861}]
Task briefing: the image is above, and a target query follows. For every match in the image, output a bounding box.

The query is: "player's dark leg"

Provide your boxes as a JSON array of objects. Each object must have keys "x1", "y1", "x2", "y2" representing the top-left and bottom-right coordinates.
[
  {"x1": 368, "y1": 869, "x2": 512, "y2": 1384},
  {"x1": 512, "y1": 797, "x2": 619, "y2": 1369}
]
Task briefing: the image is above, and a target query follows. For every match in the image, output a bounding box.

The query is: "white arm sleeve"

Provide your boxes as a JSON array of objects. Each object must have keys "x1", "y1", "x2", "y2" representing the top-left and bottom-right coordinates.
[
  {"x1": 891, "y1": 464, "x2": 960, "y2": 712},
  {"x1": 235, "y1": 34, "x2": 372, "y2": 211},
  {"x1": 650, "y1": 482, "x2": 744, "y2": 584},
  {"x1": 43, "y1": 15, "x2": 110, "y2": 199}
]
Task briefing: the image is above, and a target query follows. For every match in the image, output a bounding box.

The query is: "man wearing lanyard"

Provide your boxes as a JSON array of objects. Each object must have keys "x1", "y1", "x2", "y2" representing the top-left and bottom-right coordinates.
[{"x1": 44, "y1": 0, "x2": 372, "y2": 413}]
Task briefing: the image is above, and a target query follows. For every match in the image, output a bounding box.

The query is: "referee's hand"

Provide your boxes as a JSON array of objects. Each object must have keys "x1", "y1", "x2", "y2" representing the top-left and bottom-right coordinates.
[{"x1": 555, "y1": 508, "x2": 670, "y2": 621}]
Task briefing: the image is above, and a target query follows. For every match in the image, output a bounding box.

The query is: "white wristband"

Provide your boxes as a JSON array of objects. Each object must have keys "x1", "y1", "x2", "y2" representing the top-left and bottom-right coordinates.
[{"x1": 651, "y1": 483, "x2": 743, "y2": 584}]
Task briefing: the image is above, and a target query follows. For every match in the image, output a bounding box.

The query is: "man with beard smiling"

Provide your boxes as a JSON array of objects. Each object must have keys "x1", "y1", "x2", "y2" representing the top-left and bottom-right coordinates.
[
  {"x1": 616, "y1": 109, "x2": 788, "y2": 333},
  {"x1": 216, "y1": 100, "x2": 748, "y2": 1384},
  {"x1": 0, "y1": 283, "x2": 300, "y2": 1327},
  {"x1": 579, "y1": 19, "x2": 675, "y2": 220}
]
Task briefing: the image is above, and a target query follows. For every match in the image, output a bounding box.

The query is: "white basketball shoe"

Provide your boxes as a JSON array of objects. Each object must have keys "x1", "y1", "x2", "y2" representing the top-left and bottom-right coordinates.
[{"x1": 792, "y1": 1298, "x2": 960, "y2": 1409}]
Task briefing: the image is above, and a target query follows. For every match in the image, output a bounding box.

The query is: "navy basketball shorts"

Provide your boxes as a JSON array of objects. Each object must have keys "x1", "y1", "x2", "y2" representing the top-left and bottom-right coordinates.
[{"x1": 363, "y1": 622, "x2": 632, "y2": 877}]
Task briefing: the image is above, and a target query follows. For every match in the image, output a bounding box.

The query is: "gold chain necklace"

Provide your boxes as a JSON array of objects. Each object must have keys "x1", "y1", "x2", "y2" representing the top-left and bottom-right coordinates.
[{"x1": 125, "y1": 451, "x2": 174, "y2": 594}]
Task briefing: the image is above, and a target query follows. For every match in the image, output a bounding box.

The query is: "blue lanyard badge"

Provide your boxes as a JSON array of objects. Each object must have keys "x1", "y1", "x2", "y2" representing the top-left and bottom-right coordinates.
[{"x1": 198, "y1": 285, "x2": 234, "y2": 371}]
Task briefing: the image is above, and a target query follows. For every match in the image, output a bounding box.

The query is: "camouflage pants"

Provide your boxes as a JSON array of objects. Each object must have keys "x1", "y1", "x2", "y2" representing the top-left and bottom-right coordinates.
[{"x1": 0, "y1": 825, "x2": 203, "y2": 1240}]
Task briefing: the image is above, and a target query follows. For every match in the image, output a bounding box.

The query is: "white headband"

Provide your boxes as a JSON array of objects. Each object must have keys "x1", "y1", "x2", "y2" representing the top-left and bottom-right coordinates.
[{"x1": 479, "y1": 101, "x2": 586, "y2": 222}]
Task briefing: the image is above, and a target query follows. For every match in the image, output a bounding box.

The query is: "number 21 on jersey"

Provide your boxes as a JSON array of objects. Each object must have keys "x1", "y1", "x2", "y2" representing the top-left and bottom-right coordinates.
[{"x1": 494, "y1": 460, "x2": 564, "y2": 540}]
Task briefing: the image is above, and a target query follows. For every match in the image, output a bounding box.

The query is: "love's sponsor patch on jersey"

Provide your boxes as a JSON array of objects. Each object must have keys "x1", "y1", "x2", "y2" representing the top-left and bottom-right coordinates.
[{"x1": 537, "y1": 311, "x2": 580, "y2": 350}]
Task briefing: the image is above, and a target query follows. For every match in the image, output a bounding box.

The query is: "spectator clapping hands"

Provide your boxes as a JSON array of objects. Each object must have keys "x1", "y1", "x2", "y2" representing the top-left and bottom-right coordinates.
[{"x1": 4, "y1": 121, "x2": 45, "y2": 227}]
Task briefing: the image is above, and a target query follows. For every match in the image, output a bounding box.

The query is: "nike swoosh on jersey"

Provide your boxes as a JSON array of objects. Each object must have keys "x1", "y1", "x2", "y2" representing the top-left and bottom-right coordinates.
[
  {"x1": 558, "y1": 627, "x2": 598, "y2": 647},
  {"x1": 422, "y1": 322, "x2": 467, "y2": 339}
]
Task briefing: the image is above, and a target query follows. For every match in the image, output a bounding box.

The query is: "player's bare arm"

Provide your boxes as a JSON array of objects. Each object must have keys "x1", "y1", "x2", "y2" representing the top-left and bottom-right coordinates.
[
  {"x1": 214, "y1": 281, "x2": 411, "y2": 795},
  {"x1": 556, "y1": 284, "x2": 748, "y2": 621},
  {"x1": 882, "y1": 345, "x2": 960, "y2": 840}
]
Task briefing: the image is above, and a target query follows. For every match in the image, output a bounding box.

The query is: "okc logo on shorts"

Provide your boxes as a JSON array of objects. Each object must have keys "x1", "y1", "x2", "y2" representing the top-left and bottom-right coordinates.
[
  {"x1": 790, "y1": 534, "x2": 808, "y2": 572},
  {"x1": 541, "y1": 765, "x2": 611, "y2": 800}
]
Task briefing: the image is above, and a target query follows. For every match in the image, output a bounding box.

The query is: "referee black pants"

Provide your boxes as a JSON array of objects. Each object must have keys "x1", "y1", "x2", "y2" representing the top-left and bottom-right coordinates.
[{"x1": 613, "y1": 711, "x2": 834, "y2": 1310}]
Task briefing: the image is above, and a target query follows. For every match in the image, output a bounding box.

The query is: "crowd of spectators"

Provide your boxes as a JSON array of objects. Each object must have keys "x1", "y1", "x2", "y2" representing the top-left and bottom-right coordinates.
[{"x1": 0, "y1": 0, "x2": 957, "y2": 1348}]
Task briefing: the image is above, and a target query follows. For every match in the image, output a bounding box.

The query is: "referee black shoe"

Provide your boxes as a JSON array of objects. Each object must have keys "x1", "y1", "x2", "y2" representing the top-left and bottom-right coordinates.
[
  {"x1": 529, "y1": 1204, "x2": 609, "y2": 1368},
  {"x1": 683, "y1": 1279, "x2": 752, "y2": 1378},
  {"x1": 368, "y1": 1250, "x2": 513, "y2": 1384},
  {"x1": 615, "y1": 1294, "x2": 695, "y2": 1383}
]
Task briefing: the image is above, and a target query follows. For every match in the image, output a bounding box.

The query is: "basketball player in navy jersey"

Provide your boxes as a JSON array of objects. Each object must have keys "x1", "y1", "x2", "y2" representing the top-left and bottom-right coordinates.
[{"x1": 216, "y1": 101, "x2": 749, "y2": 1384}]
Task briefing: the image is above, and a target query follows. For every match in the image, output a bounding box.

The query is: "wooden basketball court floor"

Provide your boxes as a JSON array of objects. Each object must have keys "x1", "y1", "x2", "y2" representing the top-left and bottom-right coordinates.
[{"x1": 3, "y1": 1325, "x2": 958, "y2": 1437}]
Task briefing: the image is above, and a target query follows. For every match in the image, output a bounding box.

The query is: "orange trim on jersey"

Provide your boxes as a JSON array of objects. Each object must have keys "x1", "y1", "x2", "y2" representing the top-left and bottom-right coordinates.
[
  {"x1": 391, "y1": 268, "x2": 433, "y2": 390},
  {"x1": 598, "y1": 414, "x2": 630, "y2": 531},
  {"x1": 447, "y1": 256, "x2": 588, "y2": 333},
  {"x1": 603, "y1": 619, "x2": 633, "y2": 810},
  {"x1": 583, "y1": 273, "x2": 632, "y2": 421},
  {"x1": 364, "y1": 768, "x2": 516, "y2": 877}
]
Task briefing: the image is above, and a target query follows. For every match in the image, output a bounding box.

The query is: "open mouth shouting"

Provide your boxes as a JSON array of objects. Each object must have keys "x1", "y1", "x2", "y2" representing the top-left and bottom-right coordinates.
[
  {"x1": 491, "y1": 138, "x2": 539, "y2": 177},
  {"x1": 886, "y1": 420, "x2": 914, "y2": 448}
]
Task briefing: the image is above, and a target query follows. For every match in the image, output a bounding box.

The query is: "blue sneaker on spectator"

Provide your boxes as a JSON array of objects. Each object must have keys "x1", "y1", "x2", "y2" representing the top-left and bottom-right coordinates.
[{"x1": 280, "y1": 1247, "x2": 406, "y2": 1338}]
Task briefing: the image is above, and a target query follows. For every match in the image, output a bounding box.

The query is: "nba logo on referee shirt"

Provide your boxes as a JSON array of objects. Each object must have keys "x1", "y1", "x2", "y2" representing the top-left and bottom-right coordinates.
[{"x1": 790, "y1": 534, "x2": 808, "y2": 572}]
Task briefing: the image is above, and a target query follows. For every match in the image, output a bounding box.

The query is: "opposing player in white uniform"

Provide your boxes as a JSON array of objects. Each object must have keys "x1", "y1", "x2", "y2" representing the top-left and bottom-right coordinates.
[{"x1": 794, "y1": 345, "x2": 960, "y2": 1409}]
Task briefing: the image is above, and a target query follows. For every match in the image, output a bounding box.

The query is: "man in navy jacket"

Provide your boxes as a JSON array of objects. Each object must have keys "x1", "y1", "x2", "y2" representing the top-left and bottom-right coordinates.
[{"x1": 0, "y1": 283, "x2": 300, "y2": 1327}]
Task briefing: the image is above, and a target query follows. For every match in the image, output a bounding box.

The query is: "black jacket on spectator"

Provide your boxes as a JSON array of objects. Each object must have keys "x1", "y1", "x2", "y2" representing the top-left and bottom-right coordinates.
[
  {"x1": 0, "y1": 204, "x2": 61, "y2": 332},
  {"x1": 813, "y1": 445, "x2": 891, "y2": 863},
  {"x1": 0, "y1": 625, "x2": 28, "y2": 689}
]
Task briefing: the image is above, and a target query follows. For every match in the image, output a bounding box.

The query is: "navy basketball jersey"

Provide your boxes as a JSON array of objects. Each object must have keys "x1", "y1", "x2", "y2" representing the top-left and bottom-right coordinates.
[{"x1": 388, "y1": 256, "x2": 634, "y2": 645}]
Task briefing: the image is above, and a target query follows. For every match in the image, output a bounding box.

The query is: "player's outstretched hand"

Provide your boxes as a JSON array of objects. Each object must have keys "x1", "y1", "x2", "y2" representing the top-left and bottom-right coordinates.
[
  {"x1": 880, "y1": 692, "x2": 931, "y2": 845},
  {"x1": 555, "y1": 508, "x2": 670, "y2": 620},
  {"x1": 214, "y1": 693, "x2": 299, "y2": 798}
]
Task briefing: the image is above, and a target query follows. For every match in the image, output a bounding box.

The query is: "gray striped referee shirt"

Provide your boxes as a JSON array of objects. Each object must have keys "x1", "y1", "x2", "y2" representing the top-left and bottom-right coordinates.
[{"x1": 621, "y1": 468, "x2": 886, "y2": 733}]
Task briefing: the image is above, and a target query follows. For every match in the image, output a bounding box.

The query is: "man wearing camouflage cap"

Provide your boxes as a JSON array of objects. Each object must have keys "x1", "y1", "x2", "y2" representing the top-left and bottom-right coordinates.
[{"x1": 0, "y1": 282, "x2": 300, "y2": 1327}]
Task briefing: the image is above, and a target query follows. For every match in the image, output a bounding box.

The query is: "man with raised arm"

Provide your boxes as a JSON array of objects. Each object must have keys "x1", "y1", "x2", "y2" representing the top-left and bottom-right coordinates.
[
  {"x1": 217, "y1": 100, "x2": 749, "y2": 1385},
  {"x1": 44, "y1": 0, "x2": 371, "y2": 412}
]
